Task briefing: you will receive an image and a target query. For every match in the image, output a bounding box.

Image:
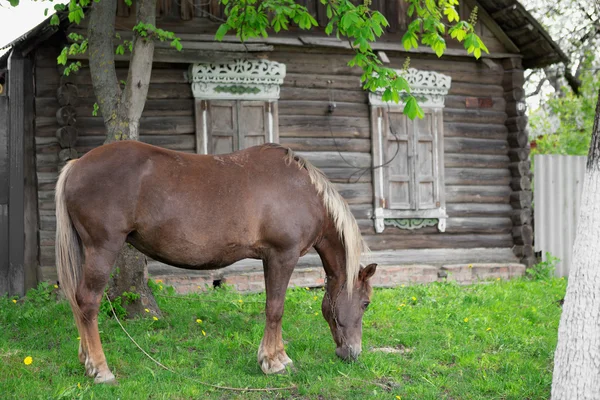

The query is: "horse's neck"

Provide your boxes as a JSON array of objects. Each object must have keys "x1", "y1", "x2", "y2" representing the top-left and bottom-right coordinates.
[{"x1": 315, "y1": 224, "x2": 347, "y2": 285}]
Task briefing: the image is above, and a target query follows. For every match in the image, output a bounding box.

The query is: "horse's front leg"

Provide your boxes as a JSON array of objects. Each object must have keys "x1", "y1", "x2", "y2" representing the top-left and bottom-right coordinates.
[{"x1": 258, "y1": 251, "x2": 299, "y2": 374}]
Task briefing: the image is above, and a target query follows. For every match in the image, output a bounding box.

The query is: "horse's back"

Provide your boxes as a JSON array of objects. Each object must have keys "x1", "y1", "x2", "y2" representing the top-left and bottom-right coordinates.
[{"x1": 64, "y1": 141, "x2": 326, "y2": 268}]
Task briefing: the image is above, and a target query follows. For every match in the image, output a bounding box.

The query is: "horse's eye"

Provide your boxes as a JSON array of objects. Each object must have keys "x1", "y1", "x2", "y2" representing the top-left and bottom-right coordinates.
[{"x1": 362, "y1": 301, "x2": 370, "y2": 310}]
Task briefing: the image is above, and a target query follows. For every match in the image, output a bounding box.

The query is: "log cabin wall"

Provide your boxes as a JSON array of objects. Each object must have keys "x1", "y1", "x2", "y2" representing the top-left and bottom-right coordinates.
[
  {"x1": 32, "y1": 48, "x2": 516, "y2": 281},
  {"x1": 31, "y1": 0, "x2": 529, "y2": 282}
]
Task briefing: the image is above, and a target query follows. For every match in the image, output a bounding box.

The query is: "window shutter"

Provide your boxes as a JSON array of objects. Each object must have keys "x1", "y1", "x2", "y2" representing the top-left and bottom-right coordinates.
[
  {"x1": 414, "y1": 111, "x2": 439, "y2": 210},
  {"x1": 207, "y1": 100, "x2": 238, "y2": 154},
  {"x1": 238, "y1": 101, "x2": 270, "y2": 148},
  {"x1": 385, "y1": 110, "x2": 413, "y2": 209}
]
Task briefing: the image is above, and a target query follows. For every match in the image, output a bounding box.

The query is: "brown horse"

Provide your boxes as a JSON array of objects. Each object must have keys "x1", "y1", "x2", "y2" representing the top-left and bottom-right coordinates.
[{"x1": 55, "y1": 140, "x2": 376, "y2": 384}]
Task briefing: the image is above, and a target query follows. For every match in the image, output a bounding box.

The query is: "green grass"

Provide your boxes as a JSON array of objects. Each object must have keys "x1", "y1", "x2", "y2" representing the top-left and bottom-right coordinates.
[{"x1": 0, "y1": 277, "x2": 566, "y2": 399}]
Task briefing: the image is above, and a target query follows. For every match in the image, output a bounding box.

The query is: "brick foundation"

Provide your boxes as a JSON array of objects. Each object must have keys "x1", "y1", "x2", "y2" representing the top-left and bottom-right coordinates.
[{"x1": 151, "y1": 263, "x2": 526, "y2": 294}]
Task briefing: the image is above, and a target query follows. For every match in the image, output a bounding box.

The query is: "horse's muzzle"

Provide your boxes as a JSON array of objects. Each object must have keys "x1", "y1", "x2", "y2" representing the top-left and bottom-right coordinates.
[{"x1": 335, "y1": 345, "x2": 361, "y2": 361}]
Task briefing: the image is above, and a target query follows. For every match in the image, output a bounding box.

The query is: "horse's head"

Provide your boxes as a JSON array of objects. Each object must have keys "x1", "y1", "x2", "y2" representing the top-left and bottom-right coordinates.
[{"x1": 322, "y1": 263, "x2": 377, "y2": 361}]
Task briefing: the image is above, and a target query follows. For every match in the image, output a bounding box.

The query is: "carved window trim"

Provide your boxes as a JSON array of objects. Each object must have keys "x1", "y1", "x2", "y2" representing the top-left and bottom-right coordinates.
[
  {"x1": 188, "y1": 59, "x2": 286, "y2": 154},
  {"x1": 369, "y1": 69, "x2": 451, "y2": 233}
]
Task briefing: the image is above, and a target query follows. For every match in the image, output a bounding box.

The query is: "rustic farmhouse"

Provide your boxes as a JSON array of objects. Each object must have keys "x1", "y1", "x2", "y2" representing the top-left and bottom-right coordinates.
[{"x1": 0, "y1": 0, "x2": 567, "y2": 295}]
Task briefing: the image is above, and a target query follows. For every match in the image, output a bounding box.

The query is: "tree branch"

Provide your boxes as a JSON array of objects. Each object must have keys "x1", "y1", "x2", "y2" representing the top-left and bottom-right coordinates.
[{"x1": 526, "y1": 77, "x2": 548, "y2": 98}]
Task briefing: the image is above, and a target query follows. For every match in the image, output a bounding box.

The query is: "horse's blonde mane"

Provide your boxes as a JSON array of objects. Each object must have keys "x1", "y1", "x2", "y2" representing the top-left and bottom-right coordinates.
[{"x1": 280, "y1": 146, "x2": 369, "y2": 295}]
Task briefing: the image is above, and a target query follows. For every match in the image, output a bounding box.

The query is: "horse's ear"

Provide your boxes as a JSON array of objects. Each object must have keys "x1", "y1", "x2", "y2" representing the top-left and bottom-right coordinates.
[{"x1": 359, "y1": 263, "x2": 377, "y2": 281}]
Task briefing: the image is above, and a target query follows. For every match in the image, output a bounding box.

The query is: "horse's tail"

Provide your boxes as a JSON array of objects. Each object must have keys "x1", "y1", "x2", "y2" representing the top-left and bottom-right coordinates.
[
  {"x1": 281, "y1": 147, "x2": 369, "y2": 296},
  {"x1": 55, "y1": 160, "x2": 83, "y2": 319}
]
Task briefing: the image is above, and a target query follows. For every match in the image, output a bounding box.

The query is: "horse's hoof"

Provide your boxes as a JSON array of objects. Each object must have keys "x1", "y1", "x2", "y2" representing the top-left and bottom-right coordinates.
[
  {"x1": 260, "y1": 358, "x2": 287, "y2": 375},
  {"x1": 94, "y1": 371, "x2": 117, "y2": 385}
]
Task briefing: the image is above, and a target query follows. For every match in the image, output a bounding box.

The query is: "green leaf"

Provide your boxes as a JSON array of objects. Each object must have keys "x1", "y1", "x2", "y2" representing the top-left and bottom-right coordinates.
[
  {"x1": 50, "y1": 14, "x2": 60, "y2": 26},
  {"x1": 215, "y1": 23, "x2": 230, "y2": 41},
  {"x1": 404, "y1": 95, "x2": 424, "y2": 119},
  {"x1": 8, "y1": 0, "x2": 19, "y2": 6},
  {"x1": 115, "y1": 45, "x2": 124, "y2": 55}
]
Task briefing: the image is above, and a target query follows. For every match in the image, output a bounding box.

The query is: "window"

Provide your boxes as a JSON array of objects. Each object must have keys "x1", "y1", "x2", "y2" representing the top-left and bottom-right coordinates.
[
  {"x1": 189, "y1": 59, "x2": 285, "y2": 154},
  {"x1": 369, "y1": 69, "x2": 451, "y2": 233}
]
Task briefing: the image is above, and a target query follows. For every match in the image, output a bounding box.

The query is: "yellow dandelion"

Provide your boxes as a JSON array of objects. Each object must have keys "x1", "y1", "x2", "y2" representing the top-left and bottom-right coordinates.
[
  {"x1": 313, "y1": 296, "x2": 318, "y2": 300},
  {"x1": 486, "y1": 327, "x2": 492, "y2": 331},
  {"x1": 23, "y1": 356, "x2": 33, "y2": 365},
  {"x1": 53, "y1": 284, "x2": 59, "y2": 289},
  {"x1": 314, "y1": 312, "x2": 319, "y2": 316},
  {"x1": 159, "y1": 285, "x2": 163, "y2": 291},
  {"x1": 396, "y1": 396, "x2": 402, "y2": 400},
  {"x1": 238, "y1": 299, "x2": 243, "y2": 304},
  {"x1": 12, "y1": 299, "x2": 16, "y2": 304},
  {"x1": 144, "y1": 308, "x2": 150, "y2": 313},
  {"x1": 196, "y1": 319, "x2": 202, "y2": 324},
  {"x1": 468, "y1": 264, "x2": 473, "y2": 269},
  {"x1": 153, "y1": 316, "x2": 158, "y2": 321},
  {"x1": 305, "y1": 287, "x2": 310, "y2": 290},
  {"x1": 77, "y1": 383, "x2": 82, "y2": 389},
  {"x1": 411, "y1": 296, "x2": 417, "y2": 301},
  {"x1": 155, "y1": 279, "x2": 163, "y2": 284},
  {"x1": 496, "y1": 277, "x2": 501, "y2": 281},
  {"x1": 77, "y1": 337, "x2": 80, "y2": 340},
  {"x1": 401, "y1": 284, "x2": 405, "y2": 288},
  {"x1": 400, "y1": 303, "x2": 406, "y2": 307},
  {"x1": 202, "y1": 330, "x2": 206, "y2": 336},
  {"x1": 464, "y1": 317, "x2": 469, "y2": 323}
]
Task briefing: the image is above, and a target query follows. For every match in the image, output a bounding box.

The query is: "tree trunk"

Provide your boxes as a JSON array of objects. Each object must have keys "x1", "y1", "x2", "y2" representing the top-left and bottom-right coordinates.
[
  {"x1": 87, "y1": 0, "x2": 159, "y2": 318},
  {"x1": 551, "y1": 89, "x2": 600, "y2": 399}
]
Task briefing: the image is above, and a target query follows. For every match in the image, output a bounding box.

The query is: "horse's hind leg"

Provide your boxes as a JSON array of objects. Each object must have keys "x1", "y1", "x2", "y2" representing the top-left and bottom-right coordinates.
[
  {"x1": 75, "y1": 246, "x2": 119, "y2": 384},
  {"x1": 258, "y1": 250, "x2": 299, "y2": 374}
]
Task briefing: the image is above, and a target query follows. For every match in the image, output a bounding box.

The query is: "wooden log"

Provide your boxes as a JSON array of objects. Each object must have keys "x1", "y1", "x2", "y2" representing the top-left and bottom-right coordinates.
[
  {"x1": 502, "y1": 57, "x2": 523, "y2": 70},
  {"x1": 508, "y1": 148, "x2": 530, "y2": 162},
  {"x1": 509, "y1": 161, "x2": 531, "y2": 177},
  {"x1": 510, "y1": 176, "x2": 531, "y2": 191},
  {"x1": 56, "y1": 83, "x2": 79, "y2": 106},
  {"x1": 280, "y1": 87, "x2": 367, "y2": 103},
  {"x1": 446, "y1": 168, "x2": 511, "y2": 186},
  {"x1": 323, "y1": 168, "x2": 372, "y2": 183},
  {"x1": 444, "y1": 122, "x2": 507, "y2": 140},
  {"x1": 510, "y1": 191, "x2": 532, "y2": 209},
  {"x1": 506, "y1": 116, "x2": 528, "y2": 132},
  {"x1": 445, "y1": 217, "x2": 513, "y2": 234},
  {"x1": 444, "y1": 95, "x2": 505, "y2": 112},
  {"x1": 446, "y1": 185, "x2": 512, "y2": 203},
  {"x1": 280, "y1": 137, "x2": 371, "y2": 152},
  {"x1": 58, "y1": 148, "x2": 78, "y2": 161},
  {"x1": 56, "y1": 106, "x2": 77, "y2": 126},
  {"x1": 283, "y1": 73, "x2": 361, "y2": 91},
  {"x1": 278, "y1": 100, "x2": 369, "y2": 118},
  {"x1": 444, "y1": 137, "x2": 508, "y2": 155},
  {"x1": 364, "y1": 233, "x2": 514, "y2": 251},
  {"x1": 443, "y1": 109, "x2": 507, "y2": 125},
  {"x1": 512, "y1": 225, "x2": 533, "y2": 245},
  {"x1": 445, "y1": 154, "x2": 509, "y2": 169},
  {"x1": 505, "y1": 100, "x2": 527, "y2": 117},
  {"x1": 511, "y1": 209, "x2": 532, "y2": 226},
  {"x1": 296, "y1": 151, "x2": 371, "y2": 169},
  {"x1": 449, "y1": 82, "x2": 504, "y2": 97},
  {"x1": 446, "y1": 203, "x2": 513, "y2": 217},
  {"x1": 513, "y1": 245, "x2": 534, "y2": 258},
  {"x1": 56, "y1": 126, "x2": 78, "y2": 148},
  {"x1": 507, "y1": 131, "x2": 528, "y2": 148},
  {"x1": 504, "y1": 88, "x2": 525, "y2": 102},
  {"x1": 502, "y1": 70, "x2": 525, "y2": 89},
  {"x1": 333, "y1": 183, "x2": 372, "y2": 205}
]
